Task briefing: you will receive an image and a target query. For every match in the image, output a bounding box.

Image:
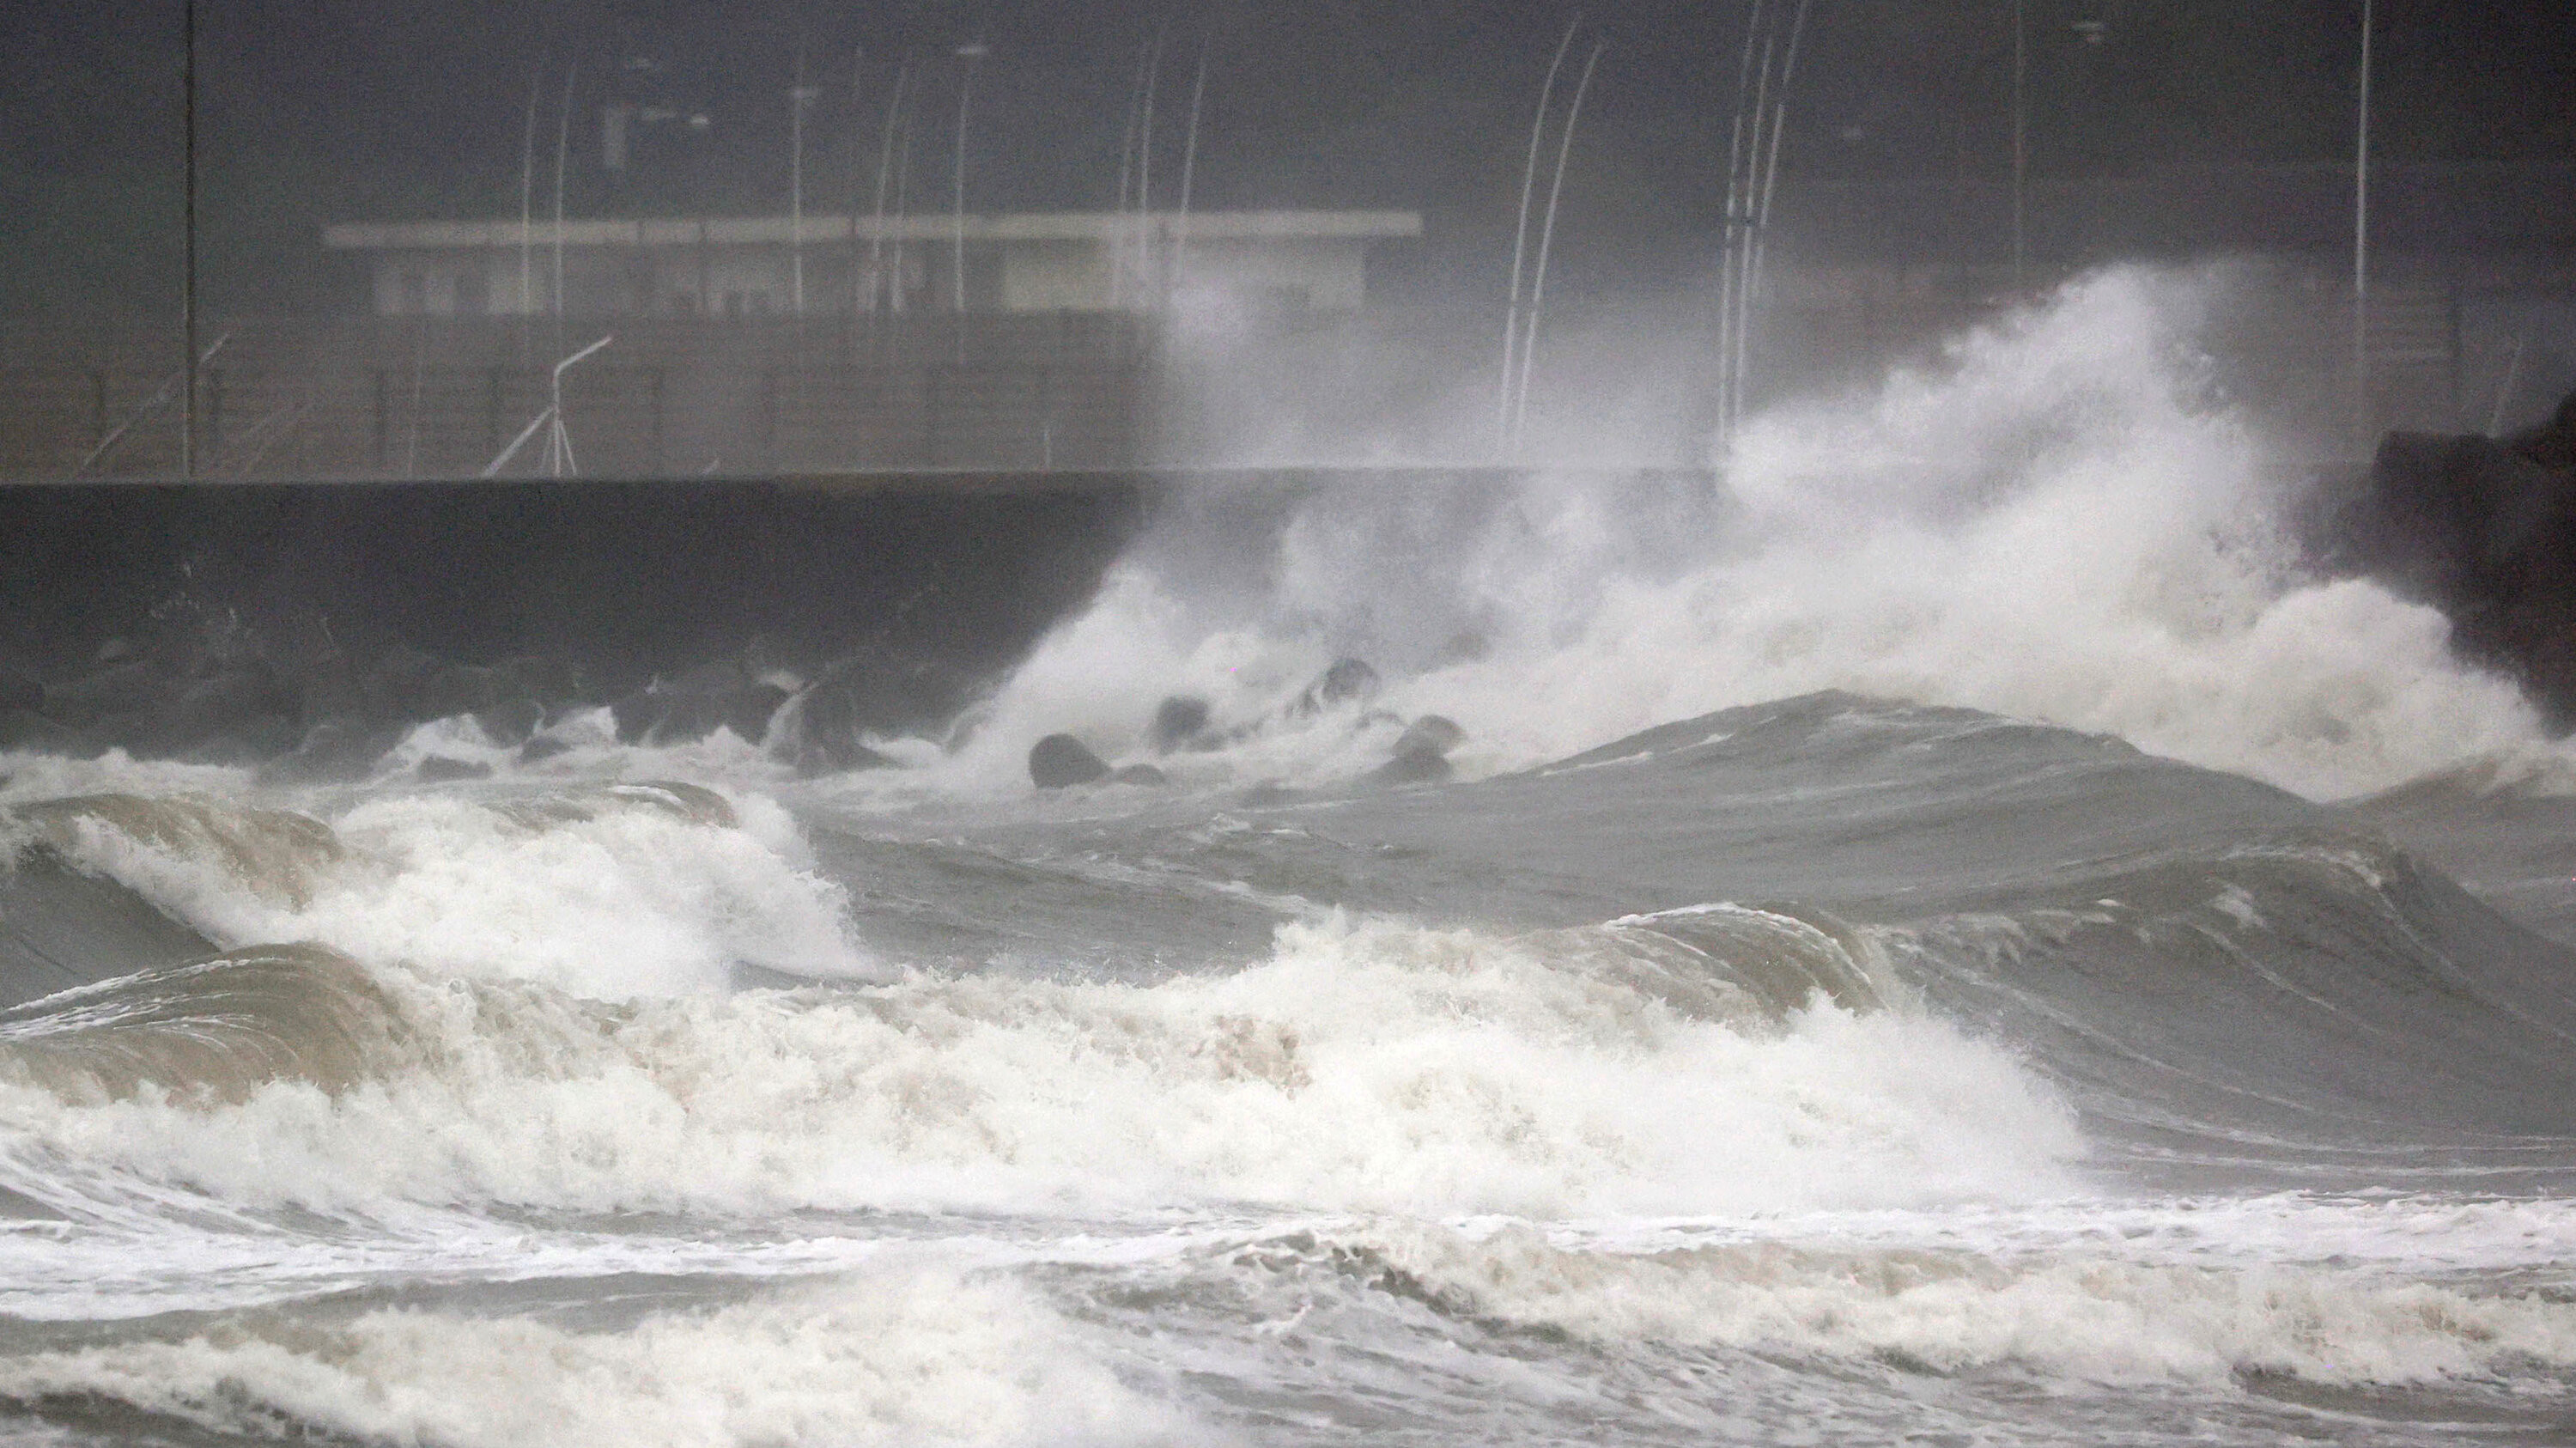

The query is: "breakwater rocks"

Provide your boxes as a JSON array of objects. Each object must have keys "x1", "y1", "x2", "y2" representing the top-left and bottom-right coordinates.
[
  {"x1": 0, "y1": 476, "x2": 1142, "y2": 775},
  {"x1": 2325, "y1": 389, "x2": 2576, "y2": 727},
  {"x1": 0, "y1": 620, "x2": 987, "y2": 784},
  {"x1": 1026, "y1": 659, "x2": 1467, "y2": 794}
]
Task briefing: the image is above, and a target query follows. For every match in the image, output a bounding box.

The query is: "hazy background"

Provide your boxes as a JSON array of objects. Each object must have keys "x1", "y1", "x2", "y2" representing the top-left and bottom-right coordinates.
[{"x1": 8, "y1": 0, "x2": 2572, "y2": 321}]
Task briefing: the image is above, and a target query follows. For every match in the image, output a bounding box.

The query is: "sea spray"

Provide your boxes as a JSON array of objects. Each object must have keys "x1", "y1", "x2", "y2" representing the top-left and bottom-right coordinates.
[{"x1": 944, "y1": 265, "x2": 2551, "y2": 801}]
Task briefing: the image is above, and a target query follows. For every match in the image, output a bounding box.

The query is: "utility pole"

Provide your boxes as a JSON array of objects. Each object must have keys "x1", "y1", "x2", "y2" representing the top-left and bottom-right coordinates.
[
  {"x1": 1174, "y1": 42, "x2": 1209, "y2": 294},
  {"x1": 2010, "y1": 0, "x2": 2026, "y2": 290},
  {"x1": 181, "y1": 0, "x2": 197, "y2": 479},
  {"x1": 1502, "y1": 16, "x2": 1582, "y2": 458},
  {"x1": 2353, "y1": 0, "x2": 2374, "y2": 445},
  {"x1": 790, "y1": 46, "x2": 815, "y2": 316},
  {"x1": 952, "y1": 40, "x2": 988, "y2": 317}
]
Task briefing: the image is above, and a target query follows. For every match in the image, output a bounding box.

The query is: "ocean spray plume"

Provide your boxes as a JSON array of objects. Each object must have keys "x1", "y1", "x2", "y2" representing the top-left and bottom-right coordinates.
[{"x1": 969, "y1": 265, "x2": 2554, "y2": 800}]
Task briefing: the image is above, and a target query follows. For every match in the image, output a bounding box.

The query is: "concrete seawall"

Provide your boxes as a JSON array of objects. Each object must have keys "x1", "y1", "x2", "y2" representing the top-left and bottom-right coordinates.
[
  {"x1": 0, "y1": 469, "x2": 1713, "y2": 770},
  {"x1": 0, "y1": 473, "x2": 1153, "y2": 694}
]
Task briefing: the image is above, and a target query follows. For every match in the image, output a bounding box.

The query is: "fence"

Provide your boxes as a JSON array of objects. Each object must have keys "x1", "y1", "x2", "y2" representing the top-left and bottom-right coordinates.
[{"x1": 0, "y1": 313, "x2": 1151, "y2": 479}]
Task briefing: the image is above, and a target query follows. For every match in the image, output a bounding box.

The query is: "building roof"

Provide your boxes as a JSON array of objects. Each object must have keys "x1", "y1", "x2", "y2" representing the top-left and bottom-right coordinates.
[{"x1": 324, "y1": 210, "x2": 1424, "y2": 251}]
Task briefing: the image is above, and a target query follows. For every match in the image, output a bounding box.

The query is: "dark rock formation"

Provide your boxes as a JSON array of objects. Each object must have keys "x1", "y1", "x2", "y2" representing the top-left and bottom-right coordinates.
[
  {"x1": 1030, "y1": 733, "x2": 1111, "y2": 789},
  {"x1": 415, "y1": 755, "x2": 495, "y2": 783},
  {"x1": 773, "y1": 648, "x2": 974, "y2": 773},
  {"x1": 2324, "y1": 389, "x2": 2576, "y2": 726},
  {"x1": 1290, "y1": 658, "x2": 1381, "y2": 718},
  {"x1": 1151, "y1": 696, "x2": 1215, "y2": 753},
  {"x1": 473, "y1": 698, "x2": 547, "y2": 748},
  {"x1": 1370, "y1": 715, "x2": 1466, "y2": 786},
  {"x1": 1111, "y1": 763, "x2": 1171, "y2": 787}
]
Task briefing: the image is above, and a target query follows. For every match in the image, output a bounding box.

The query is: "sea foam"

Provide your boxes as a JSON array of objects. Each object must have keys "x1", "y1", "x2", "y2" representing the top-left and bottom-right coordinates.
[{"x1": 0, "y1": 914, "x2": 2078, "y2": 1219}]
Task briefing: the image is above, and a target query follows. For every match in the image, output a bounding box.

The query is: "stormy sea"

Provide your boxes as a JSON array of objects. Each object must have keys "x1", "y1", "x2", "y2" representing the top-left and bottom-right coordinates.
[{"x1": 11, "y1": 270, "x2": 2576, "y2": 1446}]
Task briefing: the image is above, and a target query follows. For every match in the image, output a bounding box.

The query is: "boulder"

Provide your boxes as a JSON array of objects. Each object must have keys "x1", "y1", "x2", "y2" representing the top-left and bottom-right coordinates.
[
  {"x1": 1370, "y1": 748, "x2": 1453, "y2": 786},
  {"x1": 1395, "y1": 714, "x2": 1465, "y2": 755},
  {"x1": 2331, "y1": 400, "x2": 2576, "y2": 725},
  {"x1": 1369, "y1": 715, "x2": 1465, "y2": 787},
  {"x1": 725, "y1": 683, "x2": 793, "y2": 743},
  {"x1": 2510, "y1": 386, "x2": 2576, "y2": 472},
  {"x1": 798, "y1": 740, "x2": 892, "y2": 775},
  {"x1": 1029, "y1": 733, "x2": 1111, "y2": 789},
  {"x1": 1111, "y1": 763, "x2": 1170, "y2": 788},
  {"x1": 615, "y1": 665, "x2": 791, "y2": 745},
  {"x1": 519, "y1": 735, "x2": 577, "y2": 764},
  {"x1": 610, "y1": 687, "x2": 672, "y2": 744},
  {"x1": 1151, "y1": 695, "x2": 1216, "y2": 753},
  {"x1": 776, "y1": 648, "x2": 975, "y2": 770},
  {"x1": 474, "y1": 697, "x2": 547, "y2": 748},
  {"x1": 1290, "y1": 657, "x2": 1380, "y2": 718},
  {"x1": 794, "y1": 649, "x2": 978, "y2": 740},
  {"x1": 415, "y1": 755, "x2": 495, "y2": 783}
]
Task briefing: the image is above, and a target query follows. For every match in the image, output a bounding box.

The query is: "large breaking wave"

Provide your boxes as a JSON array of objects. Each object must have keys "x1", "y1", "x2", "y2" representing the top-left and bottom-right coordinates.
[{"x1": 932, "y1": 266, "x2": 2552, "y2": 803}]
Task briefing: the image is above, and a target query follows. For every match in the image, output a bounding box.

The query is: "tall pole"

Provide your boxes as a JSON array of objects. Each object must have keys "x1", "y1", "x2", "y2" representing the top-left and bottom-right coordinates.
[
  {"x1": 1714, "y1": 0, "x2": 1766, "y2": 451},
  {"x1": 2353, "y1": 0, "x2": 2373, "y2": 444},
  {"x1": 1739, "y1": 0, "x2": 1811, "y2": 437},
  {"x1": 952, "y1": 41, "x2": 987, "y2": 317},
  {"x1": 551, "y1": 62, "x2": 577, "y2": 347},
  {"x1": 1135, "y1": 27, "x2": 1167, "y2": 302},
  {"x1": 1501, "y1": 15, "x2": 1582, "y2": 457},
  {"x1": 848, "y1": 48, "x2": 865, "y2": 318},
  {"x1": 890, "y1": 78, "x2": 914, "y2": 315},
  {"x1": 1726, "y1": 32, "x2": 1775, "y2": 441},
  {"x1": 870, "y1": 58, "x2": 912, "y2": 315},
  {"x1": 181, "y1": 0, "x2": 197, "y2": 479},
  {"x1": 1111, "y1": 35, "x2": 1152, "y2": 308},
  {"x1": 2011, "y1": 0, "x2": 2026, "y2": 289},
  {"x1": 519, "y1": 65, "x2": 542, "y2": 333},
  {"x1": 1515, "y1": 40, "x2": 1604, "y2": 454},
  {"x1": 1174, "y1": 42, "x2": 1209, "y2": 289},
  {"x1": 790, "y1": 46, "x2": 810, "y2": 316}
]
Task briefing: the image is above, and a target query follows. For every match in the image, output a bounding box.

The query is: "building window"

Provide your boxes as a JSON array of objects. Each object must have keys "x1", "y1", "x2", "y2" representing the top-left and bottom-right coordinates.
[
  {"x1": 457, "y1": 271, "x2": 489, "y2": 316},
  {"x1": 398, "y1": 271, "x2": 426, "y2": 314}
]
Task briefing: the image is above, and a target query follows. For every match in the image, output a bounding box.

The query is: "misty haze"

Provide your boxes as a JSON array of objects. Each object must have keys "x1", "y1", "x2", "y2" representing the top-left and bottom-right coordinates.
[{"x1": 4, "y1": 3, "x2": 2576, "y2": 1445}]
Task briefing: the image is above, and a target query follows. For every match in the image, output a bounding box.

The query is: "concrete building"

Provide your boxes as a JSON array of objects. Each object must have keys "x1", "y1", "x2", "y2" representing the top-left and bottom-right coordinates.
[{"x1": 322, "y1": 210, "x2": 1423, "y2": 319}]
